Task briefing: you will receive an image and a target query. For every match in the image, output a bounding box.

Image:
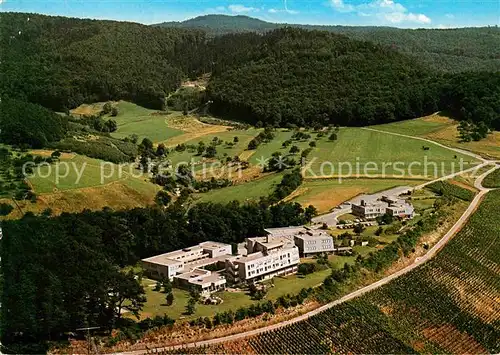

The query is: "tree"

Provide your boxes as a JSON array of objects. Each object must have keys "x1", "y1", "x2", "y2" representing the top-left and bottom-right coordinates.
[
  {"x1": 197, "y1": 142, "x2": 206, "y2": 156},
  {"x1": 309, "y1": 141, "x2": 317, "y2": 147},
  {"x1": 329, "y1": 132, "x2": 338, "y2": 141},
  {"x1": 183, "y1": 101, "x2": 189, "y2": 116},
  {"x1": 105, "y1": 119, "x2": 118, "y2": 132},
  {"x1": 162, "y1": 278, "x2": 173, "y2": 294},
  {"x1": 154, "y1": 281, "x2": 162, "y2": 291},
  {"x1": 247, "y1": 139, "x2": 258, "y2": 150},
  {"x1": 139, "y1": 138, "x2": 154, "y2": 156},
  {"x1": 186, "y1": 298, "x2": 196, "y2": 315},
  {"x1": 233, "y1": 136, "x2": 239, "y2": 143},
  {"x1": 0, "y1": 203, "x2": 14, "y2": 216},
  {"x1": 50, "y1": 150, "x2": 61, "y2": 159},
  {"x1": 289, "y1": 145, "x2": 300, "y2": 154},
  {"x1": 156, "y1": 143, "x2": 166, "y2": 157},
  {"x1": 189, "y1": 286, "x2": 201, "y2": 301},
  {"x1": 103, "y1": 102, "x2": 112, "y2": 114},
  {"x1": 205, "y1": 145, "x2": 217, "y2": 158},
  {"x1": 304, "y1": 205, "x2": 317, "y2": 221},
  {"x1": 166, "y1": 292, "x2": 174, "y2": 306},
  {"x1": 110, "y1": 107, "x2": 119, "y2": 117},
  {"x1": 155, "y1": 191, "x2": 172, "y2": 207},
  {"x1": 108, "y1": 271, "x2": 146, "y2": 321},
  {"x1": 353, "y1": 223, "x2": 365, "y2": 235},
  {"x1": 41, "y1": 208, "x2": 52, "y2": 217}
]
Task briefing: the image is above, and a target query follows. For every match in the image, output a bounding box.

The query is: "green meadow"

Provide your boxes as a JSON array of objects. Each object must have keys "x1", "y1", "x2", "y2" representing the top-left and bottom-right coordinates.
[
  {"x1": 29, "y1": 154, "x2": 145, "y2": 193},
  {"x1": 305, "y1": 128, "x2": 479, "y2": 178},
  {"x1": 370, "y1": 117, "x2": 451, "y2": 136},
  {"x1": 111, "y1": 101, "x2": 185, "y2": 142},
  {"x1": 194, "y1": 172, "x2": 285, "y2": 204},
  {"x1": 248, "y1": 129, "x2": 315, "y2": 166}
]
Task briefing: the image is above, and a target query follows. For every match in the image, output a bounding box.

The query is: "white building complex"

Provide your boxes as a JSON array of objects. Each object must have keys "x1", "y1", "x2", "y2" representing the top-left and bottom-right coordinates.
[
  {"x1": 142, "y1": 226, "x2": 344, "y2": 293},
  {"x1": 352, "y1": 195, "x2": 414, "y2": 220}
]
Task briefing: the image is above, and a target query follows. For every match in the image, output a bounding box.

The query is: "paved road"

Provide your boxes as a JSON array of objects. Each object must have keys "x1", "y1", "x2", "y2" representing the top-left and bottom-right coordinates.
[{"x1": 117, "y1": 165, "x2": 499, "y2": 355}]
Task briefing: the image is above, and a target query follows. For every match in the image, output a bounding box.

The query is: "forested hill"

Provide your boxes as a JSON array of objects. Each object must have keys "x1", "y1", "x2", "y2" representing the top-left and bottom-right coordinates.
[
  {"x1": 0, "y1": 12, "x2": 208, "y2": 111},
  {"x1": 1, "y1": 12, "x2": 499, "y2": 136},
  {"x1": 156, "y1": 15, "x2": 500, "y2": 73},
  {"x1": 206, "y1": 28, "x2": 500, "y2": 128}
]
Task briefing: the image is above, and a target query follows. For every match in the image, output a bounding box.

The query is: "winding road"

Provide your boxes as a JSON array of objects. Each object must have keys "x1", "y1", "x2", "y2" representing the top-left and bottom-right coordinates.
[{"x1": 117, "y1": 159, "x2": 498, "y2": 354}]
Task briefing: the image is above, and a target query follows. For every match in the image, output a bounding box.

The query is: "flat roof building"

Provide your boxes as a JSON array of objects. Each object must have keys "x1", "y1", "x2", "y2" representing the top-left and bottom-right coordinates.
[
  {"x1": 142, "y1": 241, "x2": 232, "y2": 293},
  {"x1": 352, "y1": 197, "x2": 414, "y2": 220},
  {"x1": 294, "y1": 230, "x2": 334, "y2": 256}
]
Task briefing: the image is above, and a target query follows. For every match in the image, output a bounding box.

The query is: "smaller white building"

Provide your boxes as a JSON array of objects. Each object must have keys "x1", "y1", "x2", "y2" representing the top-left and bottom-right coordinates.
[
  {"x1": 352, "y1": 195, "x2": 414, "y2": 220},
  {"x1": 175, "y1": 269, "x2": 226, "y2": 294},
  {"x1": 294, "y1": 230, "x2": 334, "y2": 256}
]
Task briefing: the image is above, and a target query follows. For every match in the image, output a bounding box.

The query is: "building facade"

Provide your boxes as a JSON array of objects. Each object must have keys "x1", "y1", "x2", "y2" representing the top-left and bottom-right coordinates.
[
  {"x1": 141, "y1": 241, "x2": 232, "y2": 293},
  {"x1": 294, "y1": 231, "x2": 334, "y2": 256},
  {"x1": 352, "y1": 196, "x2": 414, "y2": 220}
]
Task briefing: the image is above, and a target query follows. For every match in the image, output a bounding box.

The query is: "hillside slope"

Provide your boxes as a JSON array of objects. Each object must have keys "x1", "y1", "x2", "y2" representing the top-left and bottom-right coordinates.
[
  {"x1": 156, "y1": 14, "x2": 500, "y2": 72},
  {"x1": 0, "y1": 12, "x2": 208, "y2": 111}
]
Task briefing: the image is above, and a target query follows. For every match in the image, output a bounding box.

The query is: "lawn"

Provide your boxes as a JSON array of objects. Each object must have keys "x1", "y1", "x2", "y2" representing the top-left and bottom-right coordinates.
[
  {"x1": 266, "y1": 268, "x2": 331, "y2": 299},
  {"x1": 139, "y1": 268, "x2": 331, "y2": 320},
  {"x1": 194, "y1": 172, "x2": 285, "y2": 204},
  {"x1": 111, "y1": 101, "x2": 185, "y2": 143},
  {"x1": 288, "y1": 178, "x2": 426, "y2": 214},
  {"x1": 305, "y1": 127, "x2": 478, "y2": 178}
]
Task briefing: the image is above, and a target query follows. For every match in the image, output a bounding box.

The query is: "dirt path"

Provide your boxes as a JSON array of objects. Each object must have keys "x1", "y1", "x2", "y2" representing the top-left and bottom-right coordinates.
[{"x1": 116, "y1": 165, "x2": 499, "y2": 355}]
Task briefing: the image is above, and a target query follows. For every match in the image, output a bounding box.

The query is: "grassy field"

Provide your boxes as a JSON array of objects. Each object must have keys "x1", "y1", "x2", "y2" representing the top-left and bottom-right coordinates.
[
  {"x1": 110, "y1": 101, "x2": 185, "y2": 142},
  {"x1": 483, "y1": 167, "x2": 500, "y2": 188},
  {"x1": 166, "y1": 128, "x2": 260, "y2": 169},
  {"x1": 372, "y1": 113, "x2": 452, "y2": 136},
  {"x1": 29, "y1": 154, "x2": 129, "y2": 193},
  {"x1": 1, "y1": 152, "x2": 160, "y2": 218},
  {"x1": 287, "y1": 178, "x2": 426, "y2": 213},
  {"x1": 305, "y1": 127, "x2": 478, "y2": 178},
  {"x1": 139, "y1": 268, "x2": 331, "y2": 320},
  {"x1": 373, "y1": 113, "x2": 500, "y2": 159},
  {"x1": 194, "y1": 172, "x2": 284, "y2": 204}
]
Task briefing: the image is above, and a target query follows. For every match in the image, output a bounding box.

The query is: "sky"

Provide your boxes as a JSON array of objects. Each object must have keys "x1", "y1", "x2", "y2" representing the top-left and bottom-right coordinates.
[{"x1": 1, "y1": 0, "x2": 499, "y2": 28}]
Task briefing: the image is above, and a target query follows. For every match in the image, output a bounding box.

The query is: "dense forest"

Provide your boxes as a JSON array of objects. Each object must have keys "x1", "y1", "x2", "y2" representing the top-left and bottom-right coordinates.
[
  {"x1": 206, "y1": 28, "x2": 500, "y2": 128},
  {"x1": 158, "y1": 14, "x2": 500, "y2": 72},
  {"x1": 0, "y1": 200, "x2": 313, "y2": 352},
  {"x1": 0, "y1": 98, "x2": 68, "y2": 148},
  {"x1": 1, "y1": 12, "x2": 499, "y2": 139},
  {"x1": 0, "y1": 12, "x2": 208, "y2": 111}
]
